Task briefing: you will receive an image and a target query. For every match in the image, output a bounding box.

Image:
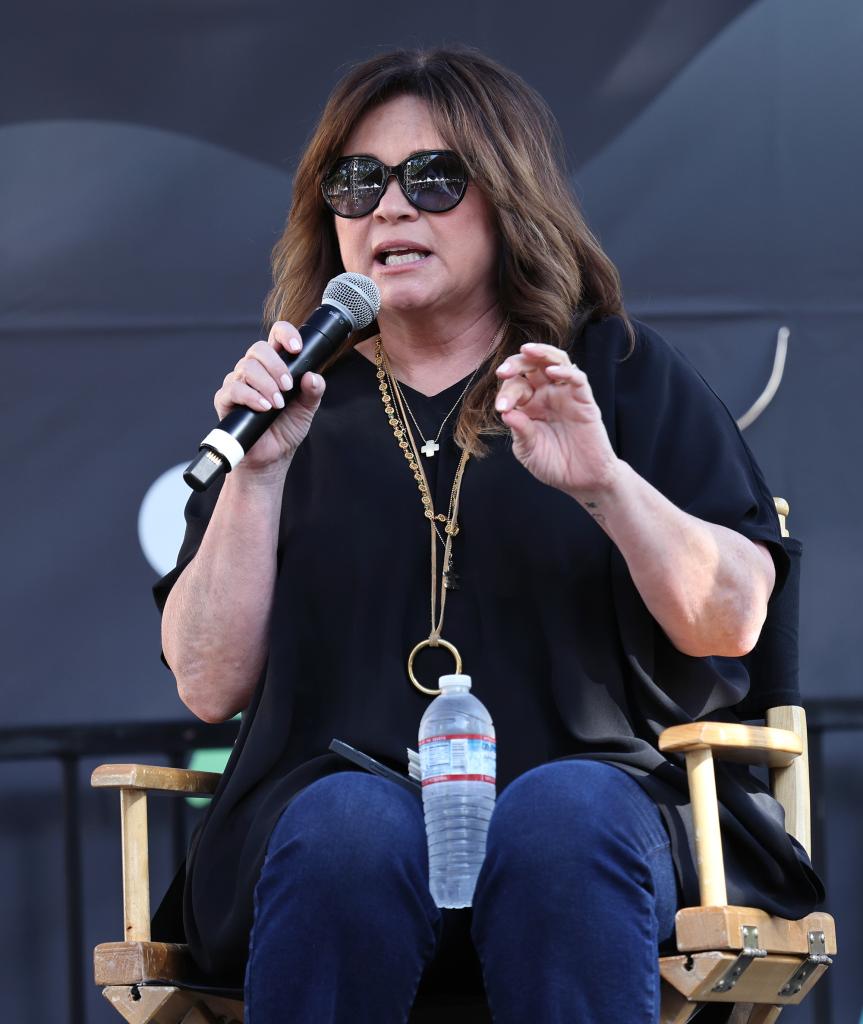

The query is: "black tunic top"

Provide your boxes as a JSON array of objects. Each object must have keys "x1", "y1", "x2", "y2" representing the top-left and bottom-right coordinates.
[{"x1": 154, "y1": 315, "x2": 823, "y2": 981}]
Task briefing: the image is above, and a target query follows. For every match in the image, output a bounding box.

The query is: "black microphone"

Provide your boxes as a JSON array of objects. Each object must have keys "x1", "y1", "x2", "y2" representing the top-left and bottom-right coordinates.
[{"x1": 183, "y1": 273, "x2": 381, "y2": 491}]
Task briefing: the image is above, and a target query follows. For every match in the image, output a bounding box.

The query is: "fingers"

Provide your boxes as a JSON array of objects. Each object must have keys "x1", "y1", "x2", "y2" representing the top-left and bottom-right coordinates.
[
  {"x1": 264, "y1": 323, "x2": 327, "y2": 411},
  {"x1": 494, "y1": 375, "x2": 532, "y2": 413},
  {"x1": 246, "y1": 321, "x2": 304, "y2": 399},
  {"x1": 218, "y1": 376, "x2": 278, "y2": 416},
  {"x1": 234, "y1": 350, "x2": 291, "y2": 407},
  {"x1": 499, "y1": 405, "x2": 539, "y2": 449},
  {"x1": 495, "y1": 342, "x2": 571, "y2": 377},
  {"x1": 294, "y1": 370, "x2": 326, "y2": 410},
  {"x1": 495, "y1": 343, "x2": 589, "y2": 413},
  {"x1": 269, "y1": 320, "x2": 302, "y2": 356},
  {"x1": 544, "y1": 362, "x2": 593, "y2": 400},
  {"x1": 214, "y1": 322, "x2": 304, "y2": 416}
]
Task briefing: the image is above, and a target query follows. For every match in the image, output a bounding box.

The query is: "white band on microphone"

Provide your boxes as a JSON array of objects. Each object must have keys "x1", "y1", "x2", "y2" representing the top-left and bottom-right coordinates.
[{"x1": 201, "y1": 429, "x2": 246, "y2": 470}]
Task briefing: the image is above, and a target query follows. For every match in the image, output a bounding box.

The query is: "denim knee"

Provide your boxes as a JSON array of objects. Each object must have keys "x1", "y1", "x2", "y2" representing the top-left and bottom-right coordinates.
[
  {"x1": 264, "y1": 771, "x2": 430, "y2": 896},
  {"x1": 246, "y1": 773, "x2": 442, "y2": 1023},
  {"x1": 473, "y1": 760, "x2": 676, "y2": 940},
  {"x1": 470, "y1": 761, "x2": 679, "y2": 1024},
  {"x1": 483, "y1": 760, "x2": 668, "y2": 872}
]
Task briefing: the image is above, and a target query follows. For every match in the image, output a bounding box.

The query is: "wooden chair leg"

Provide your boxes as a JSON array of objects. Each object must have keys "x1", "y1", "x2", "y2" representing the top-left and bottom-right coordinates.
[
  {"x1": 659, "y1": 981, "x2": 701, "y2": 1024},
  {"x1": 103, "y1": 985, "x2": 182, "y2": 1024},
  {"x1": 103, "y1": 986, "x2": 244, "y2": 1024},
  {"x1": 729, "y1": 1004, "x2": 783, "y2": 1024},
  {"x1": 180, "y1": 1007, "x2": 218, "y2": 1024}
]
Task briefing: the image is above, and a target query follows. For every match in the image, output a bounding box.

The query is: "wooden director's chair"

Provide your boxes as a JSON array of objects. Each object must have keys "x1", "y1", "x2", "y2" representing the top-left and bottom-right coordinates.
[{"x1": 92, "y1": 500, "x2": 835, "y2": 1023}]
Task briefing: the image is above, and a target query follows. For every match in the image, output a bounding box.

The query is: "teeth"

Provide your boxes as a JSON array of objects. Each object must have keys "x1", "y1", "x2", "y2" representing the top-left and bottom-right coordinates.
[{"x1": 384, "y1": 251, "x2": 428, "y2": 266}]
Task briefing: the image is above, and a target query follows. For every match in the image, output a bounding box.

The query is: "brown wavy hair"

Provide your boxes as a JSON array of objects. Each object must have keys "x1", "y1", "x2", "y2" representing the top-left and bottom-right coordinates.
[{"x1": 263, "y1": 47, "x2": 633, "y2": 455}]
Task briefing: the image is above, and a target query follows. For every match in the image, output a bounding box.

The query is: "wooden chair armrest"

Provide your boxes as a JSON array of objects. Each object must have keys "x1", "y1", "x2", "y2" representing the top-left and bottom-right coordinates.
[
  {"x1": 660, "y1": 707, "x2": 812, "y2": 907},
  {"x1": 658, "y1": 722, "x2": 803, "y2": 767},
  {"x1": 91, "y1": 763, "x2": 222, "y2": 795},
  {"x1": 91, "y1": 764, "x2": 221, "y2": 944}
]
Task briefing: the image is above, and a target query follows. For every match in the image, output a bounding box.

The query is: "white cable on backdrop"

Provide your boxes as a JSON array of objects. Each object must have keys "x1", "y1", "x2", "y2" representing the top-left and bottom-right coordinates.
[{"x1": 736, "y1": 327, "x2": 790, "y2": 431}]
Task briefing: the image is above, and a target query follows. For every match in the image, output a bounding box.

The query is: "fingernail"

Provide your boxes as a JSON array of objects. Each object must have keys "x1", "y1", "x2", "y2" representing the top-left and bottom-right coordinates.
[
  {"x1": 313, "y1": 373, "x2": 324, "y2": 387},
  {"x1": 289, "y1": 337, "x2": 302, "y2": 352},
  {"x1": 495, "y1": 395, "x2": 509, "y2": 411},
  {"x1": 281, "y1": 373, "x2": 292, "y2": 390},
  {"x1": 272, "y1": 392, "x2": 285, "y2": 409},
  {"x1": 499, "y1": 361, "x2": 511, "y2": 372},
  {"x1": 258, "y1": 396, "x2": 272, "y2": 410}
]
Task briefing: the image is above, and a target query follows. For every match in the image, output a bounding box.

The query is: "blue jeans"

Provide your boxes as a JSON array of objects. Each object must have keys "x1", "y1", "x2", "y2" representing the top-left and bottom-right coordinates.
[{"x1": 245, "y1": 760, "x2": 679, "y2": 1023}]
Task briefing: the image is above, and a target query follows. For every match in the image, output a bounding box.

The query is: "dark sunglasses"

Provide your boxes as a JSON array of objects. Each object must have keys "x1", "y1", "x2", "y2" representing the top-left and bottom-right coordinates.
[{"x1": 321, "y1": 150, "x2": 469, "y2": 218}]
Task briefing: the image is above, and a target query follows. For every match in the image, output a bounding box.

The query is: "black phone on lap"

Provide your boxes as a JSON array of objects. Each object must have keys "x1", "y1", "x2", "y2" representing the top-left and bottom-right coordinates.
[{"x1": 329, "y1": 738, "x2": 421, "y2": 794}]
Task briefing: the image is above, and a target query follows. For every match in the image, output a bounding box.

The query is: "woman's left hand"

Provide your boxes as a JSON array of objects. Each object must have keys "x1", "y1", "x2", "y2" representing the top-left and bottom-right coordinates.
[{"x1": 495, "y1": 343, "x2": 620, "y2": 499}]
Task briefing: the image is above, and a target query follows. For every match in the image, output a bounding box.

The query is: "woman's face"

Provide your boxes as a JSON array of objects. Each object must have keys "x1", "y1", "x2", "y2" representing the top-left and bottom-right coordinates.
[{"x1": 333, "y1": 94, "x2": 500, "y2": 323}]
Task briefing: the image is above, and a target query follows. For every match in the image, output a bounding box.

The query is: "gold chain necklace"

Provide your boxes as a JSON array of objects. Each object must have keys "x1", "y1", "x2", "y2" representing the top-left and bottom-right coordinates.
[
  {"x1": 375, "y1": 338, "x2": 473, "y2": 696},
  {"x1": 382, "y1": 320, "x2": 506, "y2": 551},
  {"x1": 392, "y1": 328, "x2": 502, "y2": 458}
]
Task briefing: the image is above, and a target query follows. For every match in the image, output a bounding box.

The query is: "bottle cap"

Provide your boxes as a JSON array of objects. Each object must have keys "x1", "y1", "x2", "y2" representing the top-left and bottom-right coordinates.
[{"x1": 439, "y1": 673, "x2": 472, "y2": 691}]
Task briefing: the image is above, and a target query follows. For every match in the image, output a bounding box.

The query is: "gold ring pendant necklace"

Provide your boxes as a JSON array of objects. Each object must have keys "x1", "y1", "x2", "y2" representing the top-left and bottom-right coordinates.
[{"x1": 374, "y1": 322, "x2": 506, "y2": 695}]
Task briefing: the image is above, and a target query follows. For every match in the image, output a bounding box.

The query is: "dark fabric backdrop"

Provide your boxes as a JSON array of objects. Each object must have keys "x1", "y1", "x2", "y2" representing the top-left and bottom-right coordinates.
[{"x1": 1, "y1": 1, "x2": 860, "y2": 1020}]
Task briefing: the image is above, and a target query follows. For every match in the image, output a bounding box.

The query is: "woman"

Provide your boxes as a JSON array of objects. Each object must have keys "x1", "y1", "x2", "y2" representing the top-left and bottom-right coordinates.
[{"x1": 155, "y1": 47, "x2": 822, "y2": 1023}]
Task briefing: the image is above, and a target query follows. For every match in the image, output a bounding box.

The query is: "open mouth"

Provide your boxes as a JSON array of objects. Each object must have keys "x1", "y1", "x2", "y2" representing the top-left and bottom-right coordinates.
[{"x1": 376, "y1": 248, "x2": 431, "y2": 267}]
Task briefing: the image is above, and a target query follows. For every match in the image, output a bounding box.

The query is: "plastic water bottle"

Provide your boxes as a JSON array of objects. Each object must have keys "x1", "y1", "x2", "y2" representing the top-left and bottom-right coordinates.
[{"x1": 419, "y1": 673, "x2": 496, "y2": 908}]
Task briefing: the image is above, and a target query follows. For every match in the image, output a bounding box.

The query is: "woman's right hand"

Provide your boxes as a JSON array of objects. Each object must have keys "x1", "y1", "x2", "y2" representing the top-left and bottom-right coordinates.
[{"x1": 214, "y1": 320, "x2": 327, "y2": 473}]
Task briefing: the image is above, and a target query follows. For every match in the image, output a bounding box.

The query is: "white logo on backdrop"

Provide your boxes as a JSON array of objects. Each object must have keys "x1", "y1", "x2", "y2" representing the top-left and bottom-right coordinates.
[{"x1": 138, "y1": 463, "x2": 190, "y2": 575}]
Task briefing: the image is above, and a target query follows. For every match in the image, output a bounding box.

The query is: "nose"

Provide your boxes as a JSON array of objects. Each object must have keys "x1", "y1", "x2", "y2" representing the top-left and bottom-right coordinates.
[{"x1": 373, "y1": 175, "x2": 418, "y2": 222}]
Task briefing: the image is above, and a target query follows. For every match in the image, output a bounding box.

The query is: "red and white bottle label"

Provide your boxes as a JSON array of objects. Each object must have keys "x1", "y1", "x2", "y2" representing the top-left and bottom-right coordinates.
[{"x1": 419, "y1": 733, "x2": 496, "y2": 787}]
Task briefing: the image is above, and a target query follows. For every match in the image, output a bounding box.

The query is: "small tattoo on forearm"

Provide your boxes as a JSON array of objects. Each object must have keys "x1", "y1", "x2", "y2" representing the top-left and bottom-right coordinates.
[{"x1": 581, "y1": 500, "x2": 606, "y2": 525}]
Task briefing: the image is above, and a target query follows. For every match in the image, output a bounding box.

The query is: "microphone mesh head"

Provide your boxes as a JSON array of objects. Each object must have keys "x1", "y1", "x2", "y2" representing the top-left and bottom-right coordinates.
[{"x1": 322, "y1": 273, "x2": 381, "y2": 330}]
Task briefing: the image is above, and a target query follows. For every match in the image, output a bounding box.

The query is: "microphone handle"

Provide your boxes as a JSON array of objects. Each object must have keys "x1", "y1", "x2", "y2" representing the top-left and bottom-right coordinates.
[{"x1": 184, "y1": 304, "x2": 353, "y2": 491}]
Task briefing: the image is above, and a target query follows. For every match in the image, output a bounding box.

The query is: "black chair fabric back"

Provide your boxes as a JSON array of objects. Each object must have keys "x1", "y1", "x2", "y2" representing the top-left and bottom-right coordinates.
[{"x1": 735, "y1": 536, "x2": 802, "y2": 720}]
